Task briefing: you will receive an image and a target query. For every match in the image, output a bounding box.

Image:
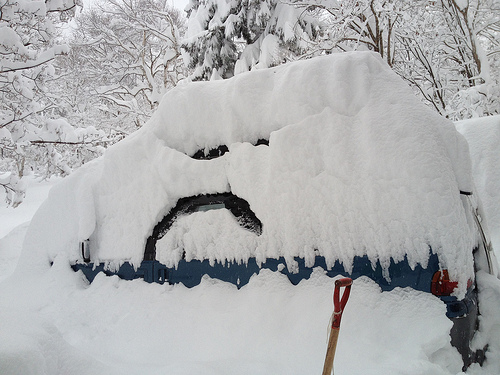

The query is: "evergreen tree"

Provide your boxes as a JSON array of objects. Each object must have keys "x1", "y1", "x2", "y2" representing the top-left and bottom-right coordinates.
[{"x1": 183, "y1": 0, "x2": 321, "y2": 81}]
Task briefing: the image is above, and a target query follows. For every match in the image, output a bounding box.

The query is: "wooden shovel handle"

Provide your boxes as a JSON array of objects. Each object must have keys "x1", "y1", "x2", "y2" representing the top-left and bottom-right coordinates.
[{"x1": 322, "y1": 327, "x2": 340, "y2": 375}]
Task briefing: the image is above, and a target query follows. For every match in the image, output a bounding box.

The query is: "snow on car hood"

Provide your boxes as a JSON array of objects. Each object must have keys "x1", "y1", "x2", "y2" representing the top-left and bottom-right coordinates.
[{"x1": 22, "y1": 52, "x2": 475, "y2": 291}]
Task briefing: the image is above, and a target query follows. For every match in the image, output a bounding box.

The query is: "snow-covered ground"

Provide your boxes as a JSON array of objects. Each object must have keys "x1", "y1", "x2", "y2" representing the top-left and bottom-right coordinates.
[
  {"x1": 1, "y1": 188, "x2": 500, "y2": 374},
  {"x1": 0, "y1": 176, "x2": 60, "y2": 282},
  {"x1": 1, "y1": 55, "x2": 500, "y2": 374}
]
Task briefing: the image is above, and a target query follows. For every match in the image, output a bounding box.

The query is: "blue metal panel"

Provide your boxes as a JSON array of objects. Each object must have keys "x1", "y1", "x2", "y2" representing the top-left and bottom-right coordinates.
[
  {"x1": 73, "y1": 254, "x2": 438, "y2": 290},
  {"x1": 71, "y1": 252, "x2": 470, "y2": 320}
]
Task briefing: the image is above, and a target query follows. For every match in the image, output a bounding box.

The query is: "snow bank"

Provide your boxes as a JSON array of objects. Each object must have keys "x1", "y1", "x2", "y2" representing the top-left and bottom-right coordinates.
[
  {"x1": 21, "y1": 52, "x2": 475, "y2": 291},
  {"x1": 455, "y1": 115, "x2": 500, "y2": 256},
  {"x1": 0, "y1": 260, "x2": 464, "y2": 375}
]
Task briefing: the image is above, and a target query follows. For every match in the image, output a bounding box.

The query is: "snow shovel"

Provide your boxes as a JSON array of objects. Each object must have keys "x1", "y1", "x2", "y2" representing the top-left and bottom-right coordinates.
[{"x1": 322, "y1": 277, "x2": 352, "y2": 375}]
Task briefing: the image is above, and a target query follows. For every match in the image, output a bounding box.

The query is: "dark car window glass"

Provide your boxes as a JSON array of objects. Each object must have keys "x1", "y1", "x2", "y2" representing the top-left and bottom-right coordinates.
[{"x1": 194, "y1": 203, "x2": 226, "y2": 212}]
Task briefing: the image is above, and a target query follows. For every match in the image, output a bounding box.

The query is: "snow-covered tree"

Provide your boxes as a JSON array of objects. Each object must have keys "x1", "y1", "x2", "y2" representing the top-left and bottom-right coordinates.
[
  {"x1": 1, "y1": 0, "x2": 187, "y2": 207},
  {"x1": 435, "y1": 0, "x2": 500, "y2": 119},
  {"x1": 183, "y1": 0, "x2": 322, "y2": 80},
  {"x1": 68, "y1": 0, "x2": 186, "y2": 131},
  {"x1": 0, "y1": 0, "x2": 82, "y2": 206},
  {"x1": 292, "y1": 0, "x2": 499, "y2": 119}
]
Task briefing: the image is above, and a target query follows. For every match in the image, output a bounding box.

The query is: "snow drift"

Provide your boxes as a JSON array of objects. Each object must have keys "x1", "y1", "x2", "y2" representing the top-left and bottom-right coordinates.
[{"x1": 21, "y1": 52, "x2": 475, "y2": 292}]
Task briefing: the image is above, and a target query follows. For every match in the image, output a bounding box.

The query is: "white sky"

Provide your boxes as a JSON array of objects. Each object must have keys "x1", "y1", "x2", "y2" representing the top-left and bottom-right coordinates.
[{"x1": 170, "y1": 0, "x2": 189, "y2": 11}]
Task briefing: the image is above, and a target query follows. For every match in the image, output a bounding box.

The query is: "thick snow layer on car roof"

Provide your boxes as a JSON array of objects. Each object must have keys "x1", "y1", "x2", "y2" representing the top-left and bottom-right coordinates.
[{"x1": 22, "y1": 52, "x2": 475, "y2": 292}]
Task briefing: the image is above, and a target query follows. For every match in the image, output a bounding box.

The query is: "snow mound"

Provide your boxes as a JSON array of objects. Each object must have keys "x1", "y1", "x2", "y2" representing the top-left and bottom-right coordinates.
[
  {"x1": 0, "y1": 261, "x2": 464, "y2": 375},
  {"x1": 21, "y1": 52, "x2": 475, "y2": 291}
]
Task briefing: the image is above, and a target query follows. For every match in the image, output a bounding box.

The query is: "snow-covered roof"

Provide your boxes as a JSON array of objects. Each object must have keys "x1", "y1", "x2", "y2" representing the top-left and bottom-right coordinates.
[{"x1": 22, "y1": 52, "x2": 475, "y2": 291}]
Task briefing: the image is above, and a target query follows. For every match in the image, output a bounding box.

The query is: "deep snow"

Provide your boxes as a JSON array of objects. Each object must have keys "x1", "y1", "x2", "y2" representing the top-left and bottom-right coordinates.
[
  {"x1": 1, "y1": 54, "x2": 500, "y2": 374},
  {"x1": 0, "y1": 263, "x2": 465, "y2": 375},
  {"x1": 1, "y1": 217, "x2": 500, "y2": 374},
  {"x1": 0, "y1": 178, "x2": 475, "y2": 374},
  {"x1": 21, "y1": 52, "x2": 476, "y2": 294}
]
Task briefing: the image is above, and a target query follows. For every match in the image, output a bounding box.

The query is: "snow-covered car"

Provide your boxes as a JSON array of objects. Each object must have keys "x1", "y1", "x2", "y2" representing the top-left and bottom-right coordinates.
[{"x1": 26, "y1": 52, "x2": 497, "y2": 370}]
